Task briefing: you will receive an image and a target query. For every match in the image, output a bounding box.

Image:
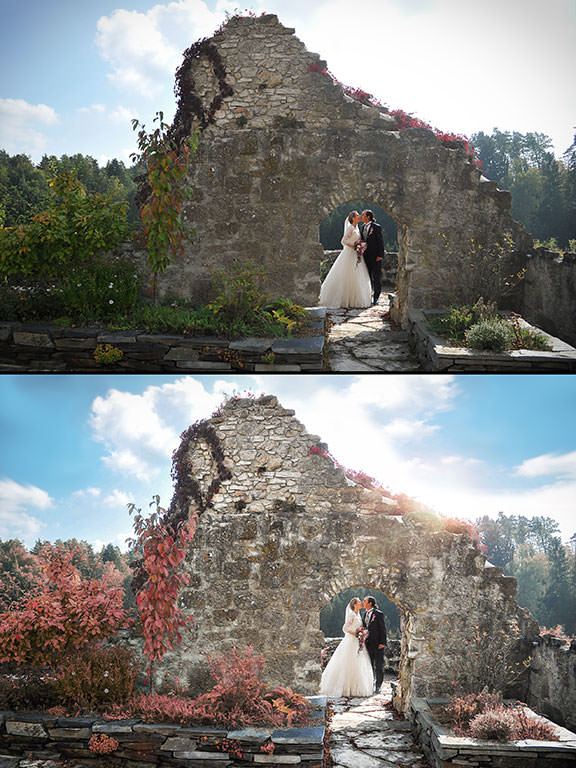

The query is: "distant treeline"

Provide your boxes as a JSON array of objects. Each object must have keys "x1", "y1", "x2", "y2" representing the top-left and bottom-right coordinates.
[
  {"x1": 471, "y1": 129, "x2": 576, "y2": 249},
  {"x1": 475, "y1": 512, "x2": 576, "y2": 636},
  {"x1": 2, "y1": 126, "x2": 575, "y2": 252},
  {"x1": 0, "y1": 150, "x2": 140, "y2": 228}
]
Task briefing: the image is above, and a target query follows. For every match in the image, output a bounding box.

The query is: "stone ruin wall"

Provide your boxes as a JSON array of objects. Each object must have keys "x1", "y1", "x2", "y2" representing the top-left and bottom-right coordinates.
[
  {"x1": 528, "y1": 635, "x2": 576, "y2": 732},
  {"x1": 521, "y1": 248, "x2": 576, "y2": 345},
  {"x1": 157, "y1": 396, "x2": 539, "y2": 714},
  {"x1": 129, "y1": 13, "x2": 535, "y2": 324}
]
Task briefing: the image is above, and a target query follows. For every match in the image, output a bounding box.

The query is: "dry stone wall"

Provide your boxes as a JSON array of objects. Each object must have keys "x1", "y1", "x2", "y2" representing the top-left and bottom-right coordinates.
[
  {"x1": 136, "y1": 13, "x2": 534, "y2": 322},
  {"x1": 159, "y1": 396, "x2": 538, "y2": 714},
  {"x1": 521, "y1": 248, "x2": 576, "y2": 345},
  {"x1": 528, "y1": 635, "x2": 576, "y2": 731}
]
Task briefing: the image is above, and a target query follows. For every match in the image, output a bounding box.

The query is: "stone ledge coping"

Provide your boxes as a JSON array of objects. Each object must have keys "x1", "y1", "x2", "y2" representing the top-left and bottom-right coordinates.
[
  {"x1": 410, "y1": 696, "x2": 576, "y2": 765},
  {"x1": 407, "y1": 308, "x2": 576, "y2": 372},
  {"x1": 0, "y1": 696, "x2": 326, "y2": 767},
  {"x1": 0, "y1": 309, "x2": 326, "y2": 373}
]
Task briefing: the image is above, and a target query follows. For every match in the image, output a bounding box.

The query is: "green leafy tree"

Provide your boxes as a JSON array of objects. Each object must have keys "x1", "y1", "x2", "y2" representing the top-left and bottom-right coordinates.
[
  {"x1": 0, "y1": 166, "x2": 130, "y2": 280},
  {"x1": 0, "y1": 151, "x2": 51, "y2": 225},
  {"x1": 471, "y1": 128, "x2": 574, "y2": 248},
  {"x1": 131, "y1": 111, "x2": 198, "y2": 303},
  {"x1": 475, "y1": 513, "x2": 516, "y2": 568},
  {"x1": 542, "y1": 538, "x2": 571, "y2": 628}
]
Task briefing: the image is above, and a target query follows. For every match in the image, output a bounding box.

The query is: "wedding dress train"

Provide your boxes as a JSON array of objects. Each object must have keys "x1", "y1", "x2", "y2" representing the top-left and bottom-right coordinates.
[
  {"x1": 319, "y1": 222, "x2": 372, "y2": 308},
  {"x1": 320, "y1": 609, "x2": 374, "y2": 697}
]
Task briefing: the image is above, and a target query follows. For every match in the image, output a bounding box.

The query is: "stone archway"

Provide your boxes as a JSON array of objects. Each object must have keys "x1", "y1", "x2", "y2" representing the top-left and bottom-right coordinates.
[
  {"x1": 158, "y1": 396, "x2": 538, "y2": 713},
  {"x1": 318, "y1": 199, "x2": 400, "y2": 289},
  {"x1": 145, "y1": 14, "x2": 532, "y2": 324}
]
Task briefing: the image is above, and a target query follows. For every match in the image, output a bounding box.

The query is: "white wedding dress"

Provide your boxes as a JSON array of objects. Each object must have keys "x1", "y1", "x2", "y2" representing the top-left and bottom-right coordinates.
[
  {"x1": 320, "y1": 607, "x2": 374, "y2": 697},
  {"x1": 319, "y1": 220, "x2": 372, "y2": 308}
]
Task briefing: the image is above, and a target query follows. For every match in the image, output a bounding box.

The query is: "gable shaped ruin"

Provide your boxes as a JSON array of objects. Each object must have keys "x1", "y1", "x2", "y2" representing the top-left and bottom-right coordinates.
[
  {"x1": 160, "y1": 396, "x2": 538, "y2": 711},
  {"x1": 145, "y1": 13, "x2": 533, "y2": 321}
]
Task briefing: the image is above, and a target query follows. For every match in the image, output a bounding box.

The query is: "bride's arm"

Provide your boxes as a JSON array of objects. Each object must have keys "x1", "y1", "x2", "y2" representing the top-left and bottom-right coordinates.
[
  {"x1": 342, "y1": 617, "x2": 358, "y2": 635},
  {"x1": 341, "y1": 228, "x2": 357, "y2": 248}
]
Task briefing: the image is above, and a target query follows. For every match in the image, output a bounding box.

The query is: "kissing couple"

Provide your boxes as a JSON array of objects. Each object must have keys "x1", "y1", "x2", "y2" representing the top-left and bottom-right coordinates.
[
  {"x1": 319, "y1": 209, "x2": 385, "y2": 309},
  {"x1": 320, "y1": 595, "x2": 388, "y2": 698}
]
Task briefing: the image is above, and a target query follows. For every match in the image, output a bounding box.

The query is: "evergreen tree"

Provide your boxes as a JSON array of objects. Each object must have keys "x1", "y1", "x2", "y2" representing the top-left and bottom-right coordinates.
[{"x1": 542, "y1": 538, "x2": 571, "y2": 628}]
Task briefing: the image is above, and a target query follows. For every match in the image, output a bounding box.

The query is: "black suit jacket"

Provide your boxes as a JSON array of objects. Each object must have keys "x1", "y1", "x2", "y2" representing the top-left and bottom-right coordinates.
[
  {"x1": 362, "y1": 221, "x2": 385, "y2": 267},
  {"x1": 363, "y1": 608, "x2": 387, "y2": 649}
]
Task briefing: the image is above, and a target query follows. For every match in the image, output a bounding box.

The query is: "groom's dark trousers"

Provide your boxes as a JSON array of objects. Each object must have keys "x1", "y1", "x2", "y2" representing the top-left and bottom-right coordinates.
[
  {"x1": 362, "y1": 221, "x2": 385, "y2": 304},
  {"x1": 363, "y1": 609, "x2": 387, "y2": 692}
]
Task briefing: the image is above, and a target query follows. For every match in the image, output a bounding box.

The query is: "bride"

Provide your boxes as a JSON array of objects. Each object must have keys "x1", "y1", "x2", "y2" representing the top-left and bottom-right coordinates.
[
  {"x1": 319, "y1": 211, "x2": 372, "y2": 308},
  {"x1": 320, "y1": 597, "x2": 374, "y2": 697}
]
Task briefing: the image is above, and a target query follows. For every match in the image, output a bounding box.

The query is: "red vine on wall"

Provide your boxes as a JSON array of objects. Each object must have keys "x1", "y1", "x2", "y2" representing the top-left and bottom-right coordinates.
[{"x1": 127, "y1": 497, "x2": 196, "y2": 679}]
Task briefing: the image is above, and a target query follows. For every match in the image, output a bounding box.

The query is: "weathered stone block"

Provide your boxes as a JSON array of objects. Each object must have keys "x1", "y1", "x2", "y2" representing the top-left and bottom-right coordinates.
[
  {"x1": 13, "y1": 332, "x2": 53, "y2": 348},
  {"x1": 6, "y1": 720, "x2": 48, "y2": 738}
]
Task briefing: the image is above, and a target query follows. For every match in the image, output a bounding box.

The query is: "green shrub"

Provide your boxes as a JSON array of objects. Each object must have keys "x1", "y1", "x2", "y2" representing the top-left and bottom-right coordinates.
[
  {"x1": 0, "y1": 168, "x2": 130, "y2": 281},
  {"x1": 61, "y1": 258, "x2": 142, "y2": 321},
  {"x1": 508, "y1": 319, "x2": 553, "y2": 351},
  {"x1": 94, "y1": 344, "x2": 124, "y2": 365},
  {"x1": 465, "y1": 319, "x2": 511, "y2": 352},
  {"x1": 0, "y1": 281, "x2": 65, "y2": 322},
  {"x1": 428, "y1": 305, "x2": 474, "y2": 343},
  {"x1": 208, "y1": 258, "x2": 268, "y2": 323}
]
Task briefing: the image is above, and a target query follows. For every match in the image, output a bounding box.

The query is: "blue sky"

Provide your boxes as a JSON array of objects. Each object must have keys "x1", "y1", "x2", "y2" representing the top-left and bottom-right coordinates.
[
  {"x1": 0, "y1": 373, "x2": 575, "y2": 551},
  {"x1": 1, "y1": 0, "x2": 574, "y2": 165}
]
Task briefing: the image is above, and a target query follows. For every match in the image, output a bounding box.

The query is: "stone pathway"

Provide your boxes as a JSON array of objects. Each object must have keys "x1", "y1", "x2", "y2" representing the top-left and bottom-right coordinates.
[
  {"x1": 327, "y1": 680, "x2": 429, "y2": 768},
  {"x1": 324, "y1": 292, "x2": 423, "y2": 372}
]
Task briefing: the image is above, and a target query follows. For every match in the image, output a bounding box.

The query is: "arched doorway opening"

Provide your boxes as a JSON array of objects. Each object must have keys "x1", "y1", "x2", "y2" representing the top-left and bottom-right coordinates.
[
  {"x1": 320, "y1": 585, "x2": 404, "y2": 690},
  {"x1": 318, "y1": 201, "x2": 400, "y2": 292}
]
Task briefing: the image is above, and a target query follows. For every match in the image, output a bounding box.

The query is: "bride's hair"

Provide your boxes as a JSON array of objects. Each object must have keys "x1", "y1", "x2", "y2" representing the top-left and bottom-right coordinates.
[
  {"x1": 348, "y1": 597, "x2": 361, "y2": 610},
  {"x1": 347, "y1": 210, "x2": 359, "y2": 224}
]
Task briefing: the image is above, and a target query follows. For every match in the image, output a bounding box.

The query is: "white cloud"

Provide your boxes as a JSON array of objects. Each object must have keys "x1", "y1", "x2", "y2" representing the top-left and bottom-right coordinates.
[
  {"x1": 103, "y1": 489, "x2": 132, "y2": 508},
  {"x1": 515, "y1": 450, "x2": 576, "y2": 479},
  {"x1": 78, "y1": 104, "x2": 106, "y2": 115},
  {"x1": 426, "y1": 478, "x2": 576, "y2": 544},
  {"x1": 73, "y1": 487, "x2": 102, "y2": 498},
  {"x1": 0, "y1": 97, "x2": 59, "y2": 156},
  {"x1": 96, "y1": 0, "x2": 221, "y2": 97},
  {"x1": 278, "y1": 375, "x2": 460, "y2": 496},
  {"x1": 263, "y1": 0, "x2": 575, "y2": 156},
  {"x1": 89, "y1": 376, "x2": 227, "y2": 480},
  {"x1": 0, "y1": 478, "x2": 52, "y2": 541}
]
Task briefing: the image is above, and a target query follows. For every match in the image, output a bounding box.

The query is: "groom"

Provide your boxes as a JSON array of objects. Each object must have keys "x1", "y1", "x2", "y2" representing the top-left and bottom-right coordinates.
[
  {"x1": 360, "y1": 210, "x2": 384, "y2": 305},
  {"x1": 362, "y1": 596, "x2": 387, "y2": 693}
]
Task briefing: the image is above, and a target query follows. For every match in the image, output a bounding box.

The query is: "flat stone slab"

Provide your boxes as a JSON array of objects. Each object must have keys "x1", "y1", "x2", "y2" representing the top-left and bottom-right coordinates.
[
  {"x1": 227, "y1": 727, "x2": 272, "y2": 743},
  {"x1": 229, "y1": 338, "x2": 275, "y2": 353},
  {"x1": 271, "y1": 337, "x2": 324, "y2": 355},
  {"x1": 271, "y1": 726, "x2": 325, "y2": 746}
]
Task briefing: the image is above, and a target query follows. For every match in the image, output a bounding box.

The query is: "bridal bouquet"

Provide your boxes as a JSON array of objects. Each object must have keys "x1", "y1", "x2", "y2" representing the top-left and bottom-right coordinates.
[
  {"x1": 356, "y1": 627, "x2": 369, "y2": 653},
  {"x1": 354, "y1": 239, "x2": 367, "y2": 266}
]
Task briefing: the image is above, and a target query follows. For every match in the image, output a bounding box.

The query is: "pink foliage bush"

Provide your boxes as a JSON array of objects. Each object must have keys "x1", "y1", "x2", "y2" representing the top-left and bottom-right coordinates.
[
  {"x1": 104, "y1": 647, "x2": 312, "y2": 729},
  {"x1": 445, "y1": 691, "x2": 560, "y2": 743},
  {"x1": 469, "y1": 707, "x2": 517, "y2": 741},
  {"x1": 55, "y1": 645, "x2": 138, "y2": 709},
  {"x1": 0, "y1": 544, "x2": 129, "y2": 665},
  {"x1": 89, "y1": 733, "x2": 120, "y2": 754}
]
